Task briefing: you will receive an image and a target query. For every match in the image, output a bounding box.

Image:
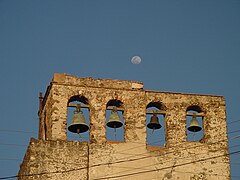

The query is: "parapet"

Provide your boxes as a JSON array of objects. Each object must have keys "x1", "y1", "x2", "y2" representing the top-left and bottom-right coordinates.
[{"x1": 52, "y1": 73, "x2": 144, "y2": 90}]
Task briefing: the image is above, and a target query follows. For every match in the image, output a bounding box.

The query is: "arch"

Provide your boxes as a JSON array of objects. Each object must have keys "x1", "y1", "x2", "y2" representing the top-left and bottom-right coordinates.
[
  {"x1": 106, "y1": 99, "x2": 124, "y2": 142},
  {"x1": 146, "y1": 101, "x2": 166, "y2": 147},
  {"x1": 186, "y1": 105, "x2": 203, "y2": 113},
  {"x1": 146, "y1": 101, "x2": 166, "y2": 111},
  {"x1": 106, "y1": 99, "x2": 123, "y2": 108},
  {"x1": 68, "y1": 95, "x2": 89, "y2": 105}
]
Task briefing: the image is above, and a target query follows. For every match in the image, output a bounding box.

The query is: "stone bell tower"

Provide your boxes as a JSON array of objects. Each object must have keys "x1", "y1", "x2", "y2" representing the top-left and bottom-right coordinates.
[{"x1": 18, "y1": 73, "x2": 230, "y2": 179}]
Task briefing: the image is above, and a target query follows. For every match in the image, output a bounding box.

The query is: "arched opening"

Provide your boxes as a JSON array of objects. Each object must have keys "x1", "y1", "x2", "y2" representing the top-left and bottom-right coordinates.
[
  {"x1": 67, "y1": 95, "x2": 90, "y2": 142},
  {"x1": 146, "y1": 102, "x2": 166, "y2": 147},
  {"x1": 106, "y1": 99, "x2": 124, "y2": 142},
  {"x1": 186, "y1": 105, "x2": 204, "y2": 142}
]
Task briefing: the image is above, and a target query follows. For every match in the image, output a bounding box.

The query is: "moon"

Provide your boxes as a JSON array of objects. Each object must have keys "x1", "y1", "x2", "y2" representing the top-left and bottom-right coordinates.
[{"x1": 131, "y1": 56, "x2": 141, "y2": 64}]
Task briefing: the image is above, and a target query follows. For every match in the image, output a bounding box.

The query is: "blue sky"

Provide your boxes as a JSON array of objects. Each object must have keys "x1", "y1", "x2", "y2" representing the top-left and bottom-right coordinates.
[{"x1": 0, "y1": 0, "x2": 240, "y2": 179}]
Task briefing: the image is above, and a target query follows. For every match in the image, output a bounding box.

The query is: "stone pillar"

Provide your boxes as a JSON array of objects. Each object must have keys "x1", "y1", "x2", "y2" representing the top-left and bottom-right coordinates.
[
  {"x1": 48, "y1": 85, "x2": 68, "y2": 140},
  {"x1": 165, "y1": 107, "x2": 186, "y2": 147}
]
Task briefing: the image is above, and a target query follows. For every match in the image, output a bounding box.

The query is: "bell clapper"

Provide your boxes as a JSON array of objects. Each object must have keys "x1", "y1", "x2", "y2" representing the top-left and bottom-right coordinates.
[
  {"x1": 78, "y1": 134, "x2": 83, "y2": 142},
  {"x1": 152, "y1": 127, "x2": 155, "y2": 134},
  {"x1": 193, "y1": 129, "x2": 196, "y2": 142},
  {"x1": 114, "y1": 125, "x2": 116, "y2": 140},
  {"x1": 77, "y1": 129, "x2": 83, "y2": 141}
]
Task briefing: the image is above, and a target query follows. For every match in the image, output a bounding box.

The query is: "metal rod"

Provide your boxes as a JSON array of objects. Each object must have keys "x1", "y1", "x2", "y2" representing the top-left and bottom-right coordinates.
[
  {"x1": 68, "y1": 104, "x2": 125, "y2": 111},
  {"x1": 146, "y1": 110, "x2": 166, "y2": 115},
  {"x1": 114, "y1": 128, "x2": 116, "y2": 140},
  {"x1": 186, "y1": 112, "x2": 205, "y2": 117},
  {"x1": 68, "y1": 104, "x2": 205, "y2": 116},
  {"x1": 192, "y1": 128, "x2": 197, "y2": 141},
  {"x1": 79, "y1": 133, "x2": 83, "y2": 142},
  {"x1": 151, "y1": 128, "x2": 155, "y2": 134}
]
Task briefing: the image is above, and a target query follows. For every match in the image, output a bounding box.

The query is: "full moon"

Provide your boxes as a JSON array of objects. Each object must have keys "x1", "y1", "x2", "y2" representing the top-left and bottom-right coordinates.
[{"x1": 131, "y1": 56, "x2": 141, "y2": 64}]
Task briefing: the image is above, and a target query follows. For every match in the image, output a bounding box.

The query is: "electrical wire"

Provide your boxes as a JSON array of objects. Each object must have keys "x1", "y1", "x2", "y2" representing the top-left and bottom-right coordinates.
[
  {"x1": 0, "y1": 134, "x2": 238, "y2": 179},
  {"x1": 0, "y1": 127, "x2": 239, "y2": 152},
  {"x1": 0, "y1": 118, "x2": 239, "y2": 136},
  {"x1": 227, "y1": 119, "x2": 240, "y2": 125},
  {"x1": 142, "y1": 169, "x2": 240, "y2": 180},
  {"x1": 0, "y1": 126, "x2": 239, "y2": 178},
  {"x1": 0, "y1": 133, "x2": 240, "y2": 175},
  {"x1": 0, "y1": 116, "x2": 239, "y2": 135},
  {"x1": 0, "y1": 150, "x2": 238, "y2": 180},
  {"x1": 0, "y1": 135, "x2": 233, "y2": 164},
  {"x1": 231, "y1": 163, "x2": 240, "y2": 165},
  {"x1": 0, "y1": 129, "x2": 88, "y2": 139},
  {"x1": 98, "y1": 134, "x2": 240, "y2": 163},
  {"x1": 93, "y1": 150, "x2": 240, "y2": 180},
  {"x1": 0, "y1": 142, "x2": 27, "y2": 147},
  {"x1": 2, "y1": 142, "x2": 239, "y2": 170},
  {"x1": 1, "y1": 135, "x2": 238, "y2": 169},
  {"x1": 109, "y1": 164, "x2": 238, "y2": 180},
  {"x1": 0, "y1": 158, "x2": 21, "y2": 162},
  {"x1": 228, "y1": 129, "x2": 240, "y2": 135},
  {"x1": 0, "y1": 134, "x2": 239, "y2": 167},
  {"x1": 0, "y1": 129, "x2": 36, "y2": 134},
  {"x1": 15, "y1": 142, "x2": 239, "y2": 169},
  {"x1": 102, "y1": 142, "x2": 240, "y2": 178}
]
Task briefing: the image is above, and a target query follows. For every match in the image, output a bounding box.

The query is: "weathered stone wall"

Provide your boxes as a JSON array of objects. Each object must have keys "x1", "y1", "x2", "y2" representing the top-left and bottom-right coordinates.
[
  {"x1": 18, "y1": 73, "x2": 230, "y2": 179},
  {"x1": 19, "y1": 138, "x2": 88, "y2": 180}
]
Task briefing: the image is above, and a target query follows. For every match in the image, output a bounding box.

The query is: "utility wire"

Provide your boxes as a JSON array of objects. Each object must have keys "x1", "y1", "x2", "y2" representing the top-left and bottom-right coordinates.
[
  {"x1": 0, "y1": 158, "x2": 21, "y2": 162},
  {"x1": 0, "y1": 118, "x2": 239, "y2": 135},
  {"x1": 0, "y1": 126, "x2": 239, "y2": 171},
  {"x1": 0, "y1": 136, "x2": 239, "y2": 179},
  {"x1": 1, "y1": 136, "x2": 238, "y2": 175},
  {"x1": 227, "y1": 119, "x2": 240, "y2": 125},
  {"x1": 14, "y1": 142, "x2": 240, "y2": 168},
  {"x1": 93, "y1": 150, "x2": 240, "y2": 180},
  {"x1": 0, "y1": 134, "x2": 239, "y2": 180},
  {"x1": 0, "y1": 142, "x2": 27, "y2": 147},
  {"x1": 0, "y1": 127, "x2": 238, "y2": 150},
  {"x1": 95, "y1": 135, "x2": 240, "y2": 163},
  {"x1": 142, "y1": 169, "x2": 240, "y2": 180},
  {"x1": 231, "y1": 163, "x2": 240, "y2": 165},
  {"x1": 104, "y1": 142, "x2": 240, "y2": 178},
  {"x1": 228, "y1": 129, "x2": 240, "y2": 135},
  {"x1": 0, "y1": 129, "x2": 88, "y2": 139},
  {"x1": 0, "y1": 134, "x2": 239, "y2": 167},
  {"x1": 2, "y1": 143, "x2": 239, "y2": 170},
  {"x1": 0, "y1": 150, "x2": 238, "y2": 180},
  {"x1": 0, "y1": 137, "x2": 229, "y2": 163},
  {"x1": 110, "y1": 164, "x2": 239, "y2": 180},
  {"x1": 0, "y1": 129, "x2": 36, "y2": 134}
]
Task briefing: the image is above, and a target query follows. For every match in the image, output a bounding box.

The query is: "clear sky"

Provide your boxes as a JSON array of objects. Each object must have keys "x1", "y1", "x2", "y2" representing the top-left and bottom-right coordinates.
[{"x1": 0, "y1": 0, "x2": 240, "y2": 179}]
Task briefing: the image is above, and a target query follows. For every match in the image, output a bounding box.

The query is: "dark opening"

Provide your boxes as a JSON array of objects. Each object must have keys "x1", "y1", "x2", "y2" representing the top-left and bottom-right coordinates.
[
  {"x1": 67, "y1": 96, "x2": 90, "y2": 142},
  {"x1": 146, "y1": 102, "x2": 166, "y2": 147},
  {"x1": 106, "y1": 99, "x2": 124, "y2": 142},
  {"x1": 186, "y1": 106, "x2": 203, "y2": 142}
]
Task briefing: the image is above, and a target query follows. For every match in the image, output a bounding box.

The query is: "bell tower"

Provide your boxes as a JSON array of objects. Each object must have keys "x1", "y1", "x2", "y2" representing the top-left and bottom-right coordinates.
[{"x1": 19, "y1": 73, "x2": 230, "y2": 180}]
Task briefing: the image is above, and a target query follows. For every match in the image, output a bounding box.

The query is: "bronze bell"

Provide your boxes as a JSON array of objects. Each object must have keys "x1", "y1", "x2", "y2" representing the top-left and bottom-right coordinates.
[
  {"x1": 147, "y1": 114, "x2": 162, "y2": 130},
  {"x1": 68, "y1": 108, "x2": 89, "y2": 134},
  {"x1": 188, "y1": 115, "x2": 202, "y2": 132},
  {"x1": 107, "y1": 109, "x2": 123, "y2": 129}
]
